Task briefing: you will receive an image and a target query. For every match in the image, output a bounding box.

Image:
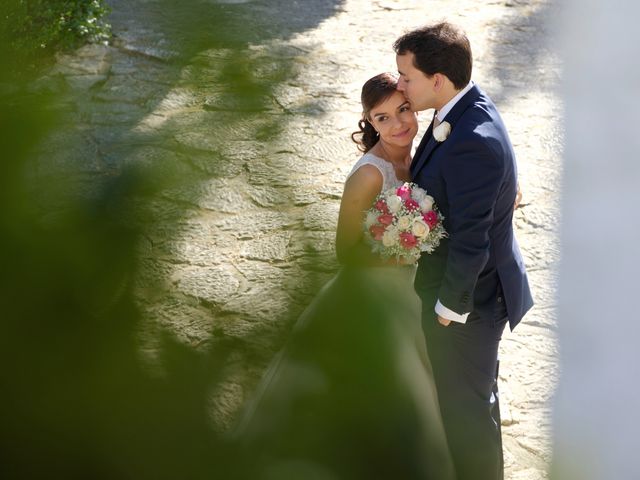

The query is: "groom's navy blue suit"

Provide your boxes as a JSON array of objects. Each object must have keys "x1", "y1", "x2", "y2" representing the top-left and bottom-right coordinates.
[{"x1": 411, "y1": 84, "x2": 533, "y2": 480}]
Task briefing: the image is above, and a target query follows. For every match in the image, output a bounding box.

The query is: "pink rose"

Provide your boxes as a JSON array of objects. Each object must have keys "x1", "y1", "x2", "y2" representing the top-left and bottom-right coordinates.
[
  {"x1": 399, "y1": 232, "x2": 418, "y2": 249},
  {"x1": 396, "y1": 184, "x2": 412, "y2": 201},
  {"x1": 377, "y1": 213, "x2": 394, "y2": 226},
  {"x1": 422, "y1": 210, "x2": 439, "y2": 229},
  {"x1": 369, "y1": 224, "x2": 386, "y2": 241},
  {"x1": 374, "y1": 200, "x2": 389, "y2": 214},
  {"x1": 404, "y1": 199, "x2": 420, "y2": 212}
]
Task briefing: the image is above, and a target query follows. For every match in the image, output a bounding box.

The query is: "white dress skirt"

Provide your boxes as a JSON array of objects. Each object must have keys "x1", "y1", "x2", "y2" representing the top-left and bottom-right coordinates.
[{"x1": 232, "y1": 154, "x2": 455, "y2": 480}]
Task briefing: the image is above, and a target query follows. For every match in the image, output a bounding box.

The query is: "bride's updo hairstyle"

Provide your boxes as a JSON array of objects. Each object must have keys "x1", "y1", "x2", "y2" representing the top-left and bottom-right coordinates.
[{"x1": 351, "y1": 72, "x2": 399, "y2": 153}]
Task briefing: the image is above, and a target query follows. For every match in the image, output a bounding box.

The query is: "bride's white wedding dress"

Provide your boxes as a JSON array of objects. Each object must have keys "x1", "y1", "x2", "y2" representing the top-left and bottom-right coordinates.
[{"x1": 233, "y1": 153, "x2": 454, "y2": 480}]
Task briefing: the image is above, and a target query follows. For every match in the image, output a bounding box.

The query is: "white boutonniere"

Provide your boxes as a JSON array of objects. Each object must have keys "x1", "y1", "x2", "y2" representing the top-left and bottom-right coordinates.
[{"x1": 433, "y1": 121, "x2": 451, "y2": 142}]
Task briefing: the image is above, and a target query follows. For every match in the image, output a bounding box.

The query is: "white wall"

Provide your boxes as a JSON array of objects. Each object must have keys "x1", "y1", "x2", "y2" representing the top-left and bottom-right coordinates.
[{"x1": 553, "y1": 1, "x2": 640, "y2": 478}]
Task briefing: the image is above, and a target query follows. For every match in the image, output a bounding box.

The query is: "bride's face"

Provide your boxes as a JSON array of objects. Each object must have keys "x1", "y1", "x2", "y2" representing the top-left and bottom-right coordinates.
[{"x1": 368, "y1": 91, "x2": 418, "y2": 148}]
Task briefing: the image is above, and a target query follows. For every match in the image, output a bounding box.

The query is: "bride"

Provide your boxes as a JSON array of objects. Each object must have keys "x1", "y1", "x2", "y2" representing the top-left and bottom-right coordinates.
[{"x1": 233, "y1": 73, "x2": 455, "y2": 480}]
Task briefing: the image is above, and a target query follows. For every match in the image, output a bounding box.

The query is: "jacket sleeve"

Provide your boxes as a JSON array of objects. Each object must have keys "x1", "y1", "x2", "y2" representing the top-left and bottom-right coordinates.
[{"x1": 438, "y1": 137, "x2": 504, "y2": 315}]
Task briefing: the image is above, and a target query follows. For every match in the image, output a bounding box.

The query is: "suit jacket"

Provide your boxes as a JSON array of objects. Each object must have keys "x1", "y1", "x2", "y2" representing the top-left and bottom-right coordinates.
[{"x1": 411, "y1": 84, "x2": 533, "y2": 330}]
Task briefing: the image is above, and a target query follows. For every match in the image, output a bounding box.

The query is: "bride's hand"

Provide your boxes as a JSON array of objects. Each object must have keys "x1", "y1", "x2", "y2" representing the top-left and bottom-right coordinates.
[{"x1": 514, "y1": 182, "x2": 523, "y2": 211}]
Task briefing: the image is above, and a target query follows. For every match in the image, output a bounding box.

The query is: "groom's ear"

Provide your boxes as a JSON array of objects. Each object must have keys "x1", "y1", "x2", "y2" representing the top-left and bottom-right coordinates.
[{"x1": 433, "y1": 73, "x2": 445, "y2": 92}]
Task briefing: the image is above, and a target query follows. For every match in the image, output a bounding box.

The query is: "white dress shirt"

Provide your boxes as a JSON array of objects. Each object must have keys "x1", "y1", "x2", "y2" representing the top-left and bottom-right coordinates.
[{"x1": 434, "y1": 81, "x2": 474, "y2": 124}]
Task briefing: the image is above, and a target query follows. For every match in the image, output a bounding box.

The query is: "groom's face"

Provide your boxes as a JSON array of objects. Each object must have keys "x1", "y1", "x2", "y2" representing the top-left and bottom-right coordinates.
[{"x1": 396, "y1": 53, "x2": 436, "y2": 112}]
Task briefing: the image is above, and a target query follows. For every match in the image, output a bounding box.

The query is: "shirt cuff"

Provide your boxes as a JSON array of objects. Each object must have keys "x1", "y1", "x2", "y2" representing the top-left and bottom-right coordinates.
[{"x1": 435, "y1": 300, "x2": 469, "y2": 324}]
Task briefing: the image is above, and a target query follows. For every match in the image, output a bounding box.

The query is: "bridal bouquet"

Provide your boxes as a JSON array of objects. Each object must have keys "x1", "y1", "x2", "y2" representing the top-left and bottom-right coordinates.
[{"x1": 364, "y1": 182, "x2": 446, "y2": 263}]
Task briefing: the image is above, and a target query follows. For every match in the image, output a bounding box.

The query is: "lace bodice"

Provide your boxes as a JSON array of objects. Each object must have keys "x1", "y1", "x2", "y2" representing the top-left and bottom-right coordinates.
[{"x1": 346, "y1": 152, "x2": 404, "y2": 191}]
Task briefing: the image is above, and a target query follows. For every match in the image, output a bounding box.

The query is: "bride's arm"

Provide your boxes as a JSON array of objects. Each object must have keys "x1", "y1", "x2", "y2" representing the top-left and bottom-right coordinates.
[{"x1": 335, "y1": 165, "x2": 388, "y2": 266}]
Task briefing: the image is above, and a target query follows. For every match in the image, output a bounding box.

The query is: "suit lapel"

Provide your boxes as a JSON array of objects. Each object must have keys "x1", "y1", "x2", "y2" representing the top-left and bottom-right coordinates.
[
  {"x1": 410, "y1": 129, "x2": 439, "y2": 179},
  {"x1": 411, "y1": 84, "x2": 482, "y2": 179},
  {"x1": 410, "y1": 112, "x2": 436, "y2": 177},
  {"x1": 412, "y1": 112, "x2": 435, "y2": 161}
]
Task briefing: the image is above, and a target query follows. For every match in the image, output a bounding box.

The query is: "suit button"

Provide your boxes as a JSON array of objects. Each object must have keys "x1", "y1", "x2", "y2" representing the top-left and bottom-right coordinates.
[{"x1": 497, "y1": 296, "x2": 503, "y2": 303}]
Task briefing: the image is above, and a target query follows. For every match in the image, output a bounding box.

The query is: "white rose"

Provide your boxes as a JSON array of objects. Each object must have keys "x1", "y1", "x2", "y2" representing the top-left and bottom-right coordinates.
[
  {"x1": 419, "y1": 195, "x2": 434, "y2": 212},
  {"x1": 386, "y1": 195, "x2": 403, "y2": 214},
  {"x1": 397, "y1": 215, "x2": 411, "y2": 230},
  {"x1": 433, "y1": 121, "x2": 451, "y2": 142},
  {"x1": 382, "y1": 227, "x2": 399, "y2": 247},
  {"x1": 411, "y1": 218, "x2": 430, "y2": 238},
  {"x1": 365, "y1": 211, "x2": 378, "y2": 228}
]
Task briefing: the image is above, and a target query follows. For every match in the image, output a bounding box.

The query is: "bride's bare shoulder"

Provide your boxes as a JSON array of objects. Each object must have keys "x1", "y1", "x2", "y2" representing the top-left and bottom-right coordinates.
[{"x1": 344, "y1": 163, "x2": 383, "y2": 194}]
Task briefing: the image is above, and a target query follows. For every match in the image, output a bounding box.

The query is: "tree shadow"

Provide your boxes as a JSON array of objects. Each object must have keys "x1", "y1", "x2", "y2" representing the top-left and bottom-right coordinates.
[
  {"x1": 96, "y1": 0, "x2": 346, "y2": 376},
  {"x1": 479, "y1": 0, "x2": 560, "y2": 106}
]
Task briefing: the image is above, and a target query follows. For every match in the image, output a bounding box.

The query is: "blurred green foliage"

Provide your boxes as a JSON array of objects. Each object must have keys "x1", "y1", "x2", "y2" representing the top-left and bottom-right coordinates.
[
  {"x1": 0, "y1": 1, "x2": 258, "y2": 477},
  {"x1": 0, "y1": 87, "x2": 235, "y2": 480},
  {"x1": 1, "y1": 0, "x2": 111, "y2": 66},
  {"x1": 0, "y1": 0, "x2": 313, "y2": 476}
]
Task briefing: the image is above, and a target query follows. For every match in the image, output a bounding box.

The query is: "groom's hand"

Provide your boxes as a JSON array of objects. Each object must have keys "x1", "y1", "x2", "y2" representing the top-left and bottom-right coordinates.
[
  {"x1": 437, "y1": 315, "x2": 452, "y2": 327},
  {"x1": 514, "y1": 182, "x2": 523, "y2": 210}
]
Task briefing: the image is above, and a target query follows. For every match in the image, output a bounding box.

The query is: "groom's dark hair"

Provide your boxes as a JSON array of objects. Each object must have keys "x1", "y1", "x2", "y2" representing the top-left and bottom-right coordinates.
[{"x1": 393, "y1": 22, "x2": 472, "y2": 90}]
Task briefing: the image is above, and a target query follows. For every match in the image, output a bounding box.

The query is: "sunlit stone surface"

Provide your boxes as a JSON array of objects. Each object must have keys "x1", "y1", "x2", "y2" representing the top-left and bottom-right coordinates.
[{"x1": 36, "y1": 1, "x2": 561, "y2": 477}]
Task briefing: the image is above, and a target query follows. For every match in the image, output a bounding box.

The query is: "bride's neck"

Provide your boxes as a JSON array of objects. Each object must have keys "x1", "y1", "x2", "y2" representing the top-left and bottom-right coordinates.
[{"x1": 373, "y1": 140, "x2": 410, "y2": 166}]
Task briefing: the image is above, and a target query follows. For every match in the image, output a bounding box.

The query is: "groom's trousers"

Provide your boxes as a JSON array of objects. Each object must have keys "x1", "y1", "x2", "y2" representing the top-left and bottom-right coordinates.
[{"x1": 422, "y1": 303, "x2": 508, "y2": 480}]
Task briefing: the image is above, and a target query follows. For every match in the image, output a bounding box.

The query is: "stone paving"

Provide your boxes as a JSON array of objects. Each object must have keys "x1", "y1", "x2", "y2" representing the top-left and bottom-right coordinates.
[{"x1": 35, "y1": 0, "x2": 561, "y2": 478}]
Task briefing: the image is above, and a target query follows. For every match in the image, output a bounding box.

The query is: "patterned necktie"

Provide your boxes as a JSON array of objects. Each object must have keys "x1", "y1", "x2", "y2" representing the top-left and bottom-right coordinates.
[{"x1": 432, "y1": 112, "x2": 441, "y2": 133}]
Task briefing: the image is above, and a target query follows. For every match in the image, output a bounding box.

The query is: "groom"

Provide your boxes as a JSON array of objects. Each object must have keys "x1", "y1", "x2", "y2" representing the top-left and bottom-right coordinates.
[{"x1": 394, "y1": 22, "x2": 533, "y2": 480}]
